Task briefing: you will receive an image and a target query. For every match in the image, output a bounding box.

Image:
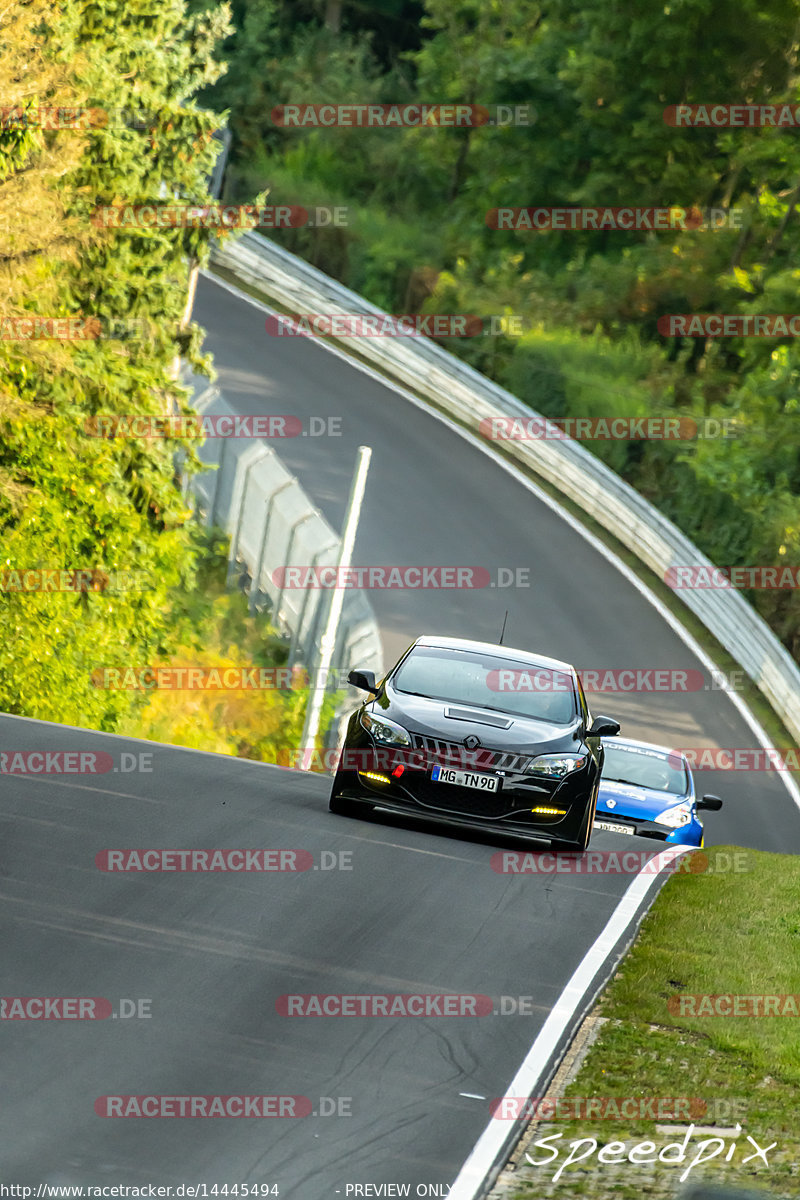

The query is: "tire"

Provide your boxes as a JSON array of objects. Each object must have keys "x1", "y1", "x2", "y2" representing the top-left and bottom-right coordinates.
[
  {"x1": 329, "y1": 793, "x2": 362, "y2": 817},
  {"x1": 329, "y1": 771, "x2": 373, "y2": 818},
  {"x1": 551, "y1": 785, "x2": 597, "y2": 853}
]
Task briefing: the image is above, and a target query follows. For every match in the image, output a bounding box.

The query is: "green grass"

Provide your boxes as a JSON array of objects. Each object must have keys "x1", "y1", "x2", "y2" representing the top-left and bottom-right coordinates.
[{"x1": 506, "y1": 850, "x2": 800, "y2": 1199}]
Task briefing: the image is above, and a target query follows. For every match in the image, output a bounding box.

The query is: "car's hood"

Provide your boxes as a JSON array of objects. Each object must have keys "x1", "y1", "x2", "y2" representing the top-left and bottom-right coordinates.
[
  {"x1": 371, "y1": 691, "x2": 583, "y2": 755},
  {"x1": 597, "y1": 778, "x2": 691, "y2": 819}
]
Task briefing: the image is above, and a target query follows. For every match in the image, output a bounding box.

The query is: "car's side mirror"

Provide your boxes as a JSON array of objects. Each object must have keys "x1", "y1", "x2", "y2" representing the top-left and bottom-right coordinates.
[
  {"x1": 697, "y1": 794, "x2": 723, "y2": 811},
  {"x1": 348, "y1": 668, "x2": 380, "y2": 695},
  {"x1": 589, "y1": 715, "x2": 620, "y2": 737}
]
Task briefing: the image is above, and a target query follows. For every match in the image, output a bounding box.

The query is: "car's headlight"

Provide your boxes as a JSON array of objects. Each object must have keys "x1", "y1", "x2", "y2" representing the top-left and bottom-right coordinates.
[
  {"x1": 654, "y1": 802, "x2": 693, "y2": 828},
  {"x1": 524, "y1": 753, "x2": 587, "y2": 778},
  {"x1": 360, "y1": 711, "x2": 412, "y2": 747}
]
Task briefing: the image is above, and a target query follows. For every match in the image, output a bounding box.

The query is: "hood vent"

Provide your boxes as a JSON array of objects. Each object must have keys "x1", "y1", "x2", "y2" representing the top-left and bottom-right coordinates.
[{"x1": 443, "y1": 706, "x2": 514, "y2": 729}]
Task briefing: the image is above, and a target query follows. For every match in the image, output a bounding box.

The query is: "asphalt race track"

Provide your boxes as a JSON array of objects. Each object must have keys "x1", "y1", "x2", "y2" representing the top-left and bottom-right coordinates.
[
  {"x1": 194, "y1": 272, "x2": 800, "y2": 853},
  {"x1": 4, "y1": 716, "x2": 668, "y2": 1195},
  {"x1": 2, "y1": 270, "x2": 799, "y2": 1197}
]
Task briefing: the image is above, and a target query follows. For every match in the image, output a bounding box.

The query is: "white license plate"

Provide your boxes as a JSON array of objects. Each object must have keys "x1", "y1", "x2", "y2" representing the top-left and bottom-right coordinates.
[
  {"x1": 431, "y1": 766, "x2": 499, "y2": 793},
  {"x1": 595, "y1": 820, "x2": 634, "y2": 835}
]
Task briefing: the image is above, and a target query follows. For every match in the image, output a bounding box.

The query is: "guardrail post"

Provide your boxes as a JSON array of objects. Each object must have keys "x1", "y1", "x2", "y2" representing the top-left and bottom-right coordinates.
[
  {"x1": 248, "y1": 479, "x2": 293, "y2": 615},
  {"x1": 290, "y1": 539, "x2": 337, "y2": 665},
  {"x1": 273, "y1": 510, "x2": 316, "y2": 632},
  {"x1": 226, "y1": 446, "x2": 271, "y2": 589},
  {"x1": 209, "y1": 436, "x2": 231, "y2": 529}
]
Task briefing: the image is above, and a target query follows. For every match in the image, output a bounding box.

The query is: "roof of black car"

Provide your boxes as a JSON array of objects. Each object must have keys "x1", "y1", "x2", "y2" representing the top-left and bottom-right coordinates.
[{"x1": 413, "y1": 635, "x2": 576, "y2": 674}]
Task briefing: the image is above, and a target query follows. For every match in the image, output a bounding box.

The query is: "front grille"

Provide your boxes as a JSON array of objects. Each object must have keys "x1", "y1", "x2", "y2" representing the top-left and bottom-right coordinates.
[
  {"x1": 410, "y1": 733, "x2": 531, "y2": 774},
  {"x1": 410, "y1": 776, "x2": 510, "y2": 819}
]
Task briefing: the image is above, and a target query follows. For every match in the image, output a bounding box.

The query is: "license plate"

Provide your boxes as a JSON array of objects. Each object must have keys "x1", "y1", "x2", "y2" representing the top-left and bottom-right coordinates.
[
  {"x1": 431, "y1": 766, "x2": 499, "y2": 793},
  {"x1": 595, "y1": 820, "x2": 634, "y2": 835}
]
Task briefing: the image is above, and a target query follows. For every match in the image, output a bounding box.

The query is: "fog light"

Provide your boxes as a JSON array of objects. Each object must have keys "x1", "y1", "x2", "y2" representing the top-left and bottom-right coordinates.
[
  {"x1": 359, "y1": 770, "x2": 390, "y2": 785},
  {"x1": 530, "y1": 805, "x2": 567, "y2": 815}
]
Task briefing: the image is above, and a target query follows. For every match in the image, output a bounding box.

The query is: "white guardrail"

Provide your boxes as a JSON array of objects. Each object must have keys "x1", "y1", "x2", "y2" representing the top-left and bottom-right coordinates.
[
  {"x1": 179, "y1": 364, "x2": 383, "y2": 699},
  {"x1": 210, "y1": 231, "x2": 800, "y2": 744}
]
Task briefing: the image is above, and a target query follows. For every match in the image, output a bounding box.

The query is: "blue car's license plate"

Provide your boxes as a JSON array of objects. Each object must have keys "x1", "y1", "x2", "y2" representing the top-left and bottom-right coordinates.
[{"x1": 595, "y1": 820, "x2": 634, "y2": 835}]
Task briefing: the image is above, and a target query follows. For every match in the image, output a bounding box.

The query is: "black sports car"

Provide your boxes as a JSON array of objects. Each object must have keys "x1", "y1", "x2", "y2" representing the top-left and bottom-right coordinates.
[{"x1": 329, "y1": 634, "x2": 620, "y2": 850}]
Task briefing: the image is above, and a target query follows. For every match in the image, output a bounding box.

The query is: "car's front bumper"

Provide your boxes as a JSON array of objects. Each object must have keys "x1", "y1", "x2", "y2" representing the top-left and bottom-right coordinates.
[
  {"x1": 334, "y1": 786, "x2": 586, "y2": 844},
  {"x1": 335, "y1": 737, "x2": 597, "y2": 842},
  {"x1": 594, "y1": 811, "x2": 703, "y2": 846}
]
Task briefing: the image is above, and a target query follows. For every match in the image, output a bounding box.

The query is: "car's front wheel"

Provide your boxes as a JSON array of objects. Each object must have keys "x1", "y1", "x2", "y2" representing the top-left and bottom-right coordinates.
[
  {"x1": 329, "y1": 793, "x2": 362, "y2": 817},
  {"x1": 551, "y1": 786, "x2": 597, "y2": 853},
  {"x1": 329, "y1": 769, "x2": 373, "y2": 818}
]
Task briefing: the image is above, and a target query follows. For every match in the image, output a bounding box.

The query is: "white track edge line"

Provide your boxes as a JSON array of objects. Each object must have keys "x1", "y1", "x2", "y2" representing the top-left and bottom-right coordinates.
[{"x1": 447, "y1": 844, "x2": 690, "y2": 1200}]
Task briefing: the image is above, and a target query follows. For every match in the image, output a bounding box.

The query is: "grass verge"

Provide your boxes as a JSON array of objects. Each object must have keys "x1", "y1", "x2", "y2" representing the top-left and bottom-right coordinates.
[{"x1": 499, "y1": 848, "x2": 800, "y2": 1199}]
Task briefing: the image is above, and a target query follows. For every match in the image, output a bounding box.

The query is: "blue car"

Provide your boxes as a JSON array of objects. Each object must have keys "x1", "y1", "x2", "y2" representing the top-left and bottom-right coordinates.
[{"x1": 595, "y1": 736, "x2": 722, "y2": 846}]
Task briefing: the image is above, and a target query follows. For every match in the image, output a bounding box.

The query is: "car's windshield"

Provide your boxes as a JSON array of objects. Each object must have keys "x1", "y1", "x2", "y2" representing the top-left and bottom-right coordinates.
[
  {"x1": 392, "y1": 647, "x2": 577, "y2": 724},
  {"x1": 602, "y1": 744, "x2": 688, "y2": 795}
]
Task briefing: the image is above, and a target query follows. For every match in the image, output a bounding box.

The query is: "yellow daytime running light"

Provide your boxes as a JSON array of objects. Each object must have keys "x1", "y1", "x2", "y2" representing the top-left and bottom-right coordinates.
[
  {"x1": 359, "y1": 771, "x2": 390, "y2": 785},
  {"x1": 530, "y1": 805, "x2": 567, "y2": 815}
]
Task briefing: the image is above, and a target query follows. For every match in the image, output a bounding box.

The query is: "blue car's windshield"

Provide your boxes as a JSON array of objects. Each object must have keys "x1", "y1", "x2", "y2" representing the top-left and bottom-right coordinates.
[
  {"x1": 393, "y1": 647, "x2": 578, "y2": 724},
  {"x1": 602, "y1": 744, "x2": 688, "y2": 795}
]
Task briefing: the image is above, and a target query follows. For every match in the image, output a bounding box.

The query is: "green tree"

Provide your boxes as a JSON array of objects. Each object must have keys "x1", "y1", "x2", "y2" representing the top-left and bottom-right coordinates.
[{"x1": 0, "y1": 0, "x2": 234, "y2": 728}]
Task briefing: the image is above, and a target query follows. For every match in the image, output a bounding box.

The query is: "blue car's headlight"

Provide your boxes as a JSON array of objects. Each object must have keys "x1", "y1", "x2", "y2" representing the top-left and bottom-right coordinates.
[
  {"x1": 360, "y1": 711, "x2": 412, "y2": 747},
  {"x1": 654, "y1": 802, "x2": 693, "y2": 828},
  {"x1": 524, "y1": 753, "x2": 587, "y2": 778}
]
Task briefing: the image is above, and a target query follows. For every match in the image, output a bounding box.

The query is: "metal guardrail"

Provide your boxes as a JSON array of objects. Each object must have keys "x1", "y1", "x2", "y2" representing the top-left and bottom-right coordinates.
[
  {"x1": 179, "y1": 365, "x2": 383, "y2": 694},
  {"x1": 210, "y1": 231, "x2": 800, "y2": 743}
]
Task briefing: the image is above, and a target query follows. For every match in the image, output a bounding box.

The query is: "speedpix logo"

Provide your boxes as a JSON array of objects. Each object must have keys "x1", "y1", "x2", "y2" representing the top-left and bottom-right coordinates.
[{"x1": 524, "y1": 1124, "x2": 776, "y2": 1183}]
